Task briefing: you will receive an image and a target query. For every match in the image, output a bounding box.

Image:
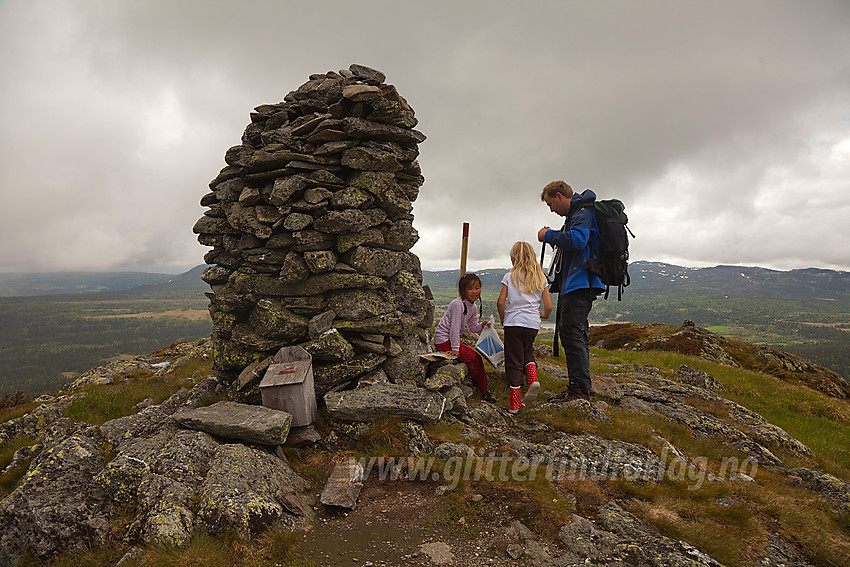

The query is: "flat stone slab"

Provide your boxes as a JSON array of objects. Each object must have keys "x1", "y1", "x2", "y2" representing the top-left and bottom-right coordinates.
[
  {"x1": 324, "y1": 383, "x2": 445, "y2": 422},
  {"x1": 320, "y1": 460, "x2": 364, "y2": 509},
  {"x1": 173, "y1": 401, "x2": 292, "y2": 445}
]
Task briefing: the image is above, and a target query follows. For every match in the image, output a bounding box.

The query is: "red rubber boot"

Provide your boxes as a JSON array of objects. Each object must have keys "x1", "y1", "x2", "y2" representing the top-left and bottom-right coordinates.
[
  {"x1": 523, "y1": 362, "x2": 539, "y2": 403},
  {"x1": 509, "y1": 386, "x2": 524, "y2": 414}
]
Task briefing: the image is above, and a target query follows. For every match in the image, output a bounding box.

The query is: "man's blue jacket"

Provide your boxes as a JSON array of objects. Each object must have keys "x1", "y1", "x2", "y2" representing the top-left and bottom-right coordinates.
[{"x1": 543, "y1": 189, "x2": 605, "y2": 295}]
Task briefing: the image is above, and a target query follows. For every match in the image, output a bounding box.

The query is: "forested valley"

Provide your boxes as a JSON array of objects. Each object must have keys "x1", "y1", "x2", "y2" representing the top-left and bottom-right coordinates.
[
  {"x1": 1, "y1": 262, "x2": 848, "y2": 398},
  {"x1": 0, "y1": 288, "x2": 211, "y2": 395}
]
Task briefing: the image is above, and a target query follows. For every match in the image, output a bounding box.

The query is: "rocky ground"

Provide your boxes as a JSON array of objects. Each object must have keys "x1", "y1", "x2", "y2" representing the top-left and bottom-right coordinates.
[
  {"x1": 296, "y1": 473, "x2": 730, "y2": 567},
  {"x1": 1, "y1": 325, "x2": 849, "y2": 566}
]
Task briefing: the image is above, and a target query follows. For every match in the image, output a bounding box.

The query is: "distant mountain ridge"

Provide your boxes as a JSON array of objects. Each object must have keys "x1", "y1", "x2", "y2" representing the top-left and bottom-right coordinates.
[
  {"x1": 420, "y1": 261, "x2": 850, "y2": 300},
  {"x1": 0, "y1": 266, "x2": 211, "y2": 297},
  {"x1": 626, "y1": 261, "x2": 850, "y2": 299},
  {"x1": 1, "y1": 261, "x2": 848, "y2": 299},
  {"x1": 0, "y1": 271, "x2": 174, "y2": 297},
  {"x1": 129, "y1": 265, "x2": 210, "y2": 292}
]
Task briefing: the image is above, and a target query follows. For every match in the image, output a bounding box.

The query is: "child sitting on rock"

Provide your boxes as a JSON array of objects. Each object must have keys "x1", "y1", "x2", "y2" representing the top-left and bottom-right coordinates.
[{"x1": 434, "y1": 272, "x2": 496, "y2": 402}]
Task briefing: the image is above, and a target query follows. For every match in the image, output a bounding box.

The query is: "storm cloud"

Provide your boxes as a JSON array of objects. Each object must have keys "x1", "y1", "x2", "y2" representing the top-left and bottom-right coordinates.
[{"x1": 1, "y1": 0, "x2": 848, "y2": 273}]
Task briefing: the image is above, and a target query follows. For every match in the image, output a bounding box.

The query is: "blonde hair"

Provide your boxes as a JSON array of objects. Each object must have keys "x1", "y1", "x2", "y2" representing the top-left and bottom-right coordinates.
[{"x1": 509, "y1": 241, "x2": 548, "y2": 294}]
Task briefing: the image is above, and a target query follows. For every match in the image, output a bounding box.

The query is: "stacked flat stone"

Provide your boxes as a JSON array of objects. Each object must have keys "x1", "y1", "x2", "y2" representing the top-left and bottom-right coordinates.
[{"x1": 194, "y1": 64, "x2": 433, "y2": 396}]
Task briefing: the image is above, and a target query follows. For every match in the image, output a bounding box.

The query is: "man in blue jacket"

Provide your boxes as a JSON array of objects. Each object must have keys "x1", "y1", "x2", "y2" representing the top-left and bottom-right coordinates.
[{"x1": 537, "y1": 180, "x2": 603, "y2": 401}]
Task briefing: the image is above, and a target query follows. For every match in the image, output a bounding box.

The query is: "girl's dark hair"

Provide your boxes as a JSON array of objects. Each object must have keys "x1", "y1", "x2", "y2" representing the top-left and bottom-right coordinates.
[
  {"x1": 457, "y1": 272, "x2": 483, "y2": 317},
  {"x1": 457, "y1": 272, "x2": 481, "y2": 296}
]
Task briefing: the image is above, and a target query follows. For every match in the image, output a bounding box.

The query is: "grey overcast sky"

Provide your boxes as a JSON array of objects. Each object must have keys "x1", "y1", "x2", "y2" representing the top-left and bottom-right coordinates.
[{"x1": 1, "y1": 0, "x2": 849, "y2": 274}]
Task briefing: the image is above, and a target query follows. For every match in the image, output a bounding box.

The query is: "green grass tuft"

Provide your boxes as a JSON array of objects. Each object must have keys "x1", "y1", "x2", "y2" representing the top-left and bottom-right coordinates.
[
  {"x1": 0, "y1": 436, "x2": 38, "y2": 499},
  {"x1": 64, "y1": 356, "x2": 213, "y2": 425}
]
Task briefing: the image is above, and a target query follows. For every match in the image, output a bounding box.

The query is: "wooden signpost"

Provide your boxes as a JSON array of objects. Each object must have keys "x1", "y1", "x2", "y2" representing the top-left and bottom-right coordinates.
[{"x1": 460, "y1": 222, "x2": 469, "y2": 276}]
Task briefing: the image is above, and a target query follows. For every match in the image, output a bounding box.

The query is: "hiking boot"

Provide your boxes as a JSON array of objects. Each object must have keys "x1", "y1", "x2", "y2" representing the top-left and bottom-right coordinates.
[
  {"x1": 548, "y1": 390, "x2": 569, "y2": 403},
  {"x1": 565, "y1": 389, "x2": 590, "y2": 402},
  {"x1": 549, "y1": 382, "x2": 588, "y2": 403},
  {"x1": 509, "y1": 386, "x2": 524, "y2": 414},
  {"x1": 523, "y1": 362, "x2": 539, "y2": 403},
  {"x1": 481, "y1": 391, "x2": 497, "y2": 403},
  {"x1": 564, "y1": 380, "x2": 590, "y2": 402}
]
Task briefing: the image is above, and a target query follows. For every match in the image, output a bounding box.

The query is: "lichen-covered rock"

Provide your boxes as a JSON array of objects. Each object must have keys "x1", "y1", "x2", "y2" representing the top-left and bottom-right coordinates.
[
  {"x1": 280, "y1": 251, "x2": 310, "y2": 282},
  {"x1": 95, "y1": 427, "x2": 218, "y2": 511},
  {"x1": 129, "y1": 473, "x2": 195, "y2": 548},
  {"x1": 330, "y1": 186, "x2": 374, "y2": 209},
  {"x1": 381, "y1": 219, "x2": 419, "y2": 251},
  {"x1": 424, "y1": 364, "x2": 466, "y2": 391},
  {"x1": 324, "y1": 383, "x2": 445, "y2": 422},
  {"x1": 312, "y1": 208, "x2": 387, "y2": 234},
  {"x1": 301, "y1": 329, "x2": 355, "y2": 362},
  {"x1": 384, "y1": 270, "x2": 431, "y2": 314},
  {"x1": 504, "y1": 432, "x2": 664, "y2": 482},
  {"x1": 153, "y1": 429, "x2": 220, "y2": 483},
  {"x1": 616, "y1": 378, "x2": 799, "y2": 466},
  {"x1": 231, "y1": 271, "x2": 387, "y2": 297},
  {"x1": 636, "y1": 377, "x2": 811, "y2": 459},
  {"x1": 95, "y1": 452, "x2": 153, "y2": 507},
  {"x1": 303, "y1": 249, "x2": 337, "y2": 273},
  {"x1": 0, "y1": 393, "x2": 86, "y2": 446},
  {"x1": 0, "y1": 444, "x2": 41, "y2": 477},
  {"x1": 788, "y1": 467, "x2": 850, "y2": 516},
  {"x1": 434, "y1": 442, "x2": 475, "y2": 460},
  {"x1": 100, "y1": 398, "x2": 183, "y2": 451},
  {"x1": 327, "y1": 288, "x2": 394, "y2": 320},
  {"x1": 535, "y1": 398, "x2": 612, "y2": 423},
  {"x1": 248, "y1": 299, "x2": 310, "y2": 343},
  {"x1": 382, "y1": 352, "x2": 427, "y2": 385},
  {"x1": 307, "y1": 310, "x2": 336, "y2": 339},
  {"x1": 196, "y1": 443, "x2": 307, "y2": 536},
  {"x1": 747, "y1": 421, "x2": 812, "y2": 457},
  {"x1": 556, "y1": 514, "x2": 623, "y2": 563},
  {"x1": 550, "y1": 502, "x2": 725, "y2": 566},
  {"x1": 333, "y1": 310, "x2": 419, "y2": 337},
  {"x1": 69, "y1": 359, "x2": 155, "y2": 389},
  {"x1": 344, "y1": 246, "x2": 406, "y2": 278},
  {"x1": 401, "y1": 421, "x2": 434, "y2": 457},
  {"x1": 313, "y1": 352, "x2": 387, "y2": 395},
  {"x1": 0, "y1": 435, "x2": 114, "y2": 566}
]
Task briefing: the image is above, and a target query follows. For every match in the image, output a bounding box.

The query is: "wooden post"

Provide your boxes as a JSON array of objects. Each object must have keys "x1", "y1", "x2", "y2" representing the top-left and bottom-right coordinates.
[{"x1": 460, "y1": 222, "x2": 469, "y2": 276}]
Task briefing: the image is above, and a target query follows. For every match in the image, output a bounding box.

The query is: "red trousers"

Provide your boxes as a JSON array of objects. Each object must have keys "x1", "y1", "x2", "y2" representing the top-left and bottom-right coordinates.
[{"x1": 434, "y1": 340, "x2": 490, "y2": 394}]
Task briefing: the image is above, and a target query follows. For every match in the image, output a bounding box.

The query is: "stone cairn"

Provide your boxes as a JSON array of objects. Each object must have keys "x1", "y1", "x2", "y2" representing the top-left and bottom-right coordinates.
[{"x1": 193, "y1": 64, "x2": 435, "y2": 399}]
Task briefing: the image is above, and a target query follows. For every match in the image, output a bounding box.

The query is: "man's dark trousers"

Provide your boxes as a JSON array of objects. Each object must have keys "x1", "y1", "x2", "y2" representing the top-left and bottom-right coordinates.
[{"x1": 557, "y1": 288, "x2": 596, "y2": 395}]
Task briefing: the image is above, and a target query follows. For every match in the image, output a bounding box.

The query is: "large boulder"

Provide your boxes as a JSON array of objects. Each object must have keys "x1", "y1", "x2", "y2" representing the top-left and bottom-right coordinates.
[
  {"x1": 196, "y1": 444, "x2": 308, "y2": 536},
  {"x1": 0, "y1": 435, "x2": 114, "y2": 566}
]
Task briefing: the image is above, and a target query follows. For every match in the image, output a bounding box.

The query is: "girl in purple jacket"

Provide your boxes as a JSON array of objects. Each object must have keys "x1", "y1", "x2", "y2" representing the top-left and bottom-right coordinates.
[{"x1": 433, "y1": 273, "x2": 496, "y2": 402}]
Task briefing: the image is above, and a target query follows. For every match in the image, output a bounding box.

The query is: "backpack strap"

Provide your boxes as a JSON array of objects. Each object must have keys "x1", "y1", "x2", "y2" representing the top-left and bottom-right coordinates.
[
  {"x1": 552, "y1": 293, "x2": 560, "y2": 358},
  {"x1": 578, "y1": 202, "x2": 598, "y2": 291}
]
